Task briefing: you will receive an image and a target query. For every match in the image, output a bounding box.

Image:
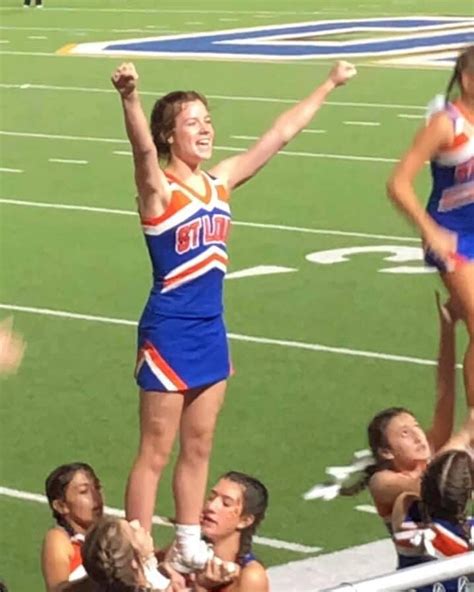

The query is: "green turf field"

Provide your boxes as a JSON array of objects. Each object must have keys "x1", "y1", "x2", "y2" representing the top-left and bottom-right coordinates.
[{"x1": 0, "y1": 0, "x2": 472, "y2": 589}]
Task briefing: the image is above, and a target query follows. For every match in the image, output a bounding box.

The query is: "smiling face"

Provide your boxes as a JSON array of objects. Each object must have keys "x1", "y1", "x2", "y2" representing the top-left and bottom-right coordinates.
[
  {"x1": 201, "y1": 478, "x2": 253, "y2": 542},
  {"x1": 381, "y1": 412, "x2": 431, "y2": 470},
  {"x1": 53, "y1": 470, "x2": 104, "y2": 532},
  {"x1": 169, "y1": 99, "x2": 214, "y2": 165}
]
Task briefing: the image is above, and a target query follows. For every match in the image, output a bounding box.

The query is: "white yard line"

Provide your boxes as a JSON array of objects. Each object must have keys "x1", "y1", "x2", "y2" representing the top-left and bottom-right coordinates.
[
  {"x1": 0, "y1": 51, "x2": 57, "y2": 57},
  {"x1": 0, "y1": 197, "x2": 420, "y2": 243},
  {"x1": 0, "y1": 130, "x2": 127, "y2": 144},
  {"x1": 355, "y1": 505, "x2": 378, "y2": 514},
  {"x1": 0, "y1": 303, "x2": 457, "y2": 369},
  {"x1": 0, "y1": 167, "x2": 22, "y2": 173},
  {"x1": 48, "y1": 158, "x2": 88, "y2": 165},
  {"x1": 0, "y1": 50, "x2": 458, "y2": 71},
  {"x1": 343, "y1": 121, "x2": 381, "y2": 126},
  {"x1": 0, "y1": 82, "x2": 426, "y2": 110},
  {"x1": 0, "y1": 26, "x2": 176, "y2": 33},
  {"x1": 397, "y1": 113, "x2": 425, "y2": 119},
  {"x1": 0, "y1": 485, "x2": 319, "y2": 553},
  {"x1": 0, "y1": 7, "x2": 395, "y2": 15},
  {"x1": 0, "y1": 130, "x2": 398, "y2": 163}
]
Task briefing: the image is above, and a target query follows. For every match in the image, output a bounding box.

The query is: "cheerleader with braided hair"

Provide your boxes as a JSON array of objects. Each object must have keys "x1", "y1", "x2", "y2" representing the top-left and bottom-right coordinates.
[
  {"x1": 334, "y1": 295, "x2": 462, "y2": 533},
  {"x1": 193, "y1": 471, "x2": 269, "y2": 591},
  {"x1": 325, "y1": 296, "x2": 471, "y2": 542},
  {"x1": 41, "y1": 463, "x2": 104, "y2": 591},
  {"x1": 391, "y1": 450, "x2": 473, "y2": 591},
  {"x1": 79, "y1": 517, "x2": 182, "y2": 592},
  {"x1": 388, "y1": 45, "x2": 474, "y2": 416}
]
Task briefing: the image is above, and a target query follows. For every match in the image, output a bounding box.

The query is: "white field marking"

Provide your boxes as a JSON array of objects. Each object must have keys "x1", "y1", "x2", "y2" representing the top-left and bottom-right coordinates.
[
  {"x1": 219, "y1": 18, "x2": 239, "y2": 22},
  {"x1": 0, "y1": 485, "x2": 319, "y2": 553},
  {"x1": 113, "y1": 150, "x2": 132, "y2": 156},
  {"x1": 398, "y1": 113, "x2": 425, "y2": 119},
  {"x1": 231, "y1": 135, "x2": 259, "y2": 140},
  {"x1": 226, "y1": 265, "x2": 298, "y2": 279},
  {"x1": 0, "y1": 40, "x2": 10, "y2": 44},
  {"x1": 0, "y1": 82, "x2": 427, "y2": 111},
  {"x1": 0, "y1": 130, "x2": 128, "y2": 144},
  {"x1": 0, "y1": 7, "x2": 372, "y2": 14},
  {"x1": 48, "y1": 158, "x2": 88, "y2": 165},
  {"x1": 343, "y1": 121, "x2": 381, "y2": 126},
  {"x1": 218, "y1": 145, "x2": 398, "y2": 163},
  {"x1": 0, "y1": 168, "x2": 22, "y2": 173},
  {"x1": 0, "y1": 197, "x2": 421, "y2": 243},
  {"x1": 0, "y1": 303, "x2": 462, "y2": 369},
  {"x1": 0, "y1": 7, "x2": 435, "y2": 17},
  {"x1": 0, "y1": 51, "x2": 56, "y2": 57},
  {"x1": 0, "y1": 26, "x2": 177, "y2": 33},
  {"x1": 302, "y1": 129, "x2": 327, "y2": 134},
  {"x1": 0, "y1": 50, "x2": 459, "y2": 71},
  {"x1": 27, "y1": 36, "x2": 48, "y2": 40},
  {"x1": 355, "y1": 505, "x2": 378, "y2": 514},
  {"x1": 0, "y1": 130, "x2": 398, "y2": 163},
  {"x1": 185, "y1": 21, "x2": 204, "y2": 25}
]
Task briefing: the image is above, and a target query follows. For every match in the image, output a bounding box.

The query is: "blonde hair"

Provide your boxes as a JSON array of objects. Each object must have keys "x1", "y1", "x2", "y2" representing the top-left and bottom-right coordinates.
[{"x1": 82, "y1": 517, "x2": 148, "y2": 592}]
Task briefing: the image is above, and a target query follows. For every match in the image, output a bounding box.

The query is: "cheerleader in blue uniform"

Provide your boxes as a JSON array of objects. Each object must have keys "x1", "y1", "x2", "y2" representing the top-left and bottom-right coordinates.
[
  {"x1": 111, "y1": 61, "x2": 356, "y2": 572},
  {"x1": 388, "y1": 46, "x2": 474, "y2": 415},
  {"x1": 391, "y1": 450, "x2": 473, "y2": 591}
]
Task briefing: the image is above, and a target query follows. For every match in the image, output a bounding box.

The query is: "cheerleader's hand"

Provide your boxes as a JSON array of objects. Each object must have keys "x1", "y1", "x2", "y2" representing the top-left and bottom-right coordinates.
[
  {"x1": 329, "y1": 61, "x2": 357, "y2": 86},
  {"x1": 159, "y1": 563, "x2": 186, "y2": 591},
  {"x1": 111, "y1": 62, "x2": 139, "y2": 98},
  {"x1": 194, "y1": 556, "x2": 240, "y2": 588},
  {"x1": 0, "y1": 317, "x2": 26, "y2": 376},
  {"x1": 424, "y1": 224, "x2": 458, "y2": 270}
]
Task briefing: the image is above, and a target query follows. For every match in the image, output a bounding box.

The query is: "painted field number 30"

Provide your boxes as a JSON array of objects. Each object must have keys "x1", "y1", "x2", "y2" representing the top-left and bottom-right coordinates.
[{"x1": 306, "y1": 245, "x2": 436, "y2": 274}]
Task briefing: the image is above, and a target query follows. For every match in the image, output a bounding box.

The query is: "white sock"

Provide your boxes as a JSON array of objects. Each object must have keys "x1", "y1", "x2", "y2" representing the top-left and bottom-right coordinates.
[
  {"x1": 175, "y1": 524, "x2": 206, "y2": 562},
  {"x1": 176, "y1": 523, "x2": 201, "y2": 545}
]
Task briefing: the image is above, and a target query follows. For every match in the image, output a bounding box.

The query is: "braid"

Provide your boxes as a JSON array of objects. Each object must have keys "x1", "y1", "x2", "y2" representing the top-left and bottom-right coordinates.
[
  {"x1": 421, "y1": 450, "x2": 473, "y2": 542},
  {"x1": 445, "y1": 45, "x2": 474, "y2": 104},
  {"x1": 340, "y1": 461, "x2": 384, "y2": 496},
  {"x1": 83, "y1": 517, "x2": 151, "y2": 592},
  {"x1": 237, "y1": 527, "x2": 254, "y2": 563},
  {"x1": 55, "y1": 515, "x2": 76, "y2": 538},
  {"x1": 445, "y1": 69, "x2": 458, "y2": 105},
  {"x1": 220, "y1": 472, "x2": 268, "y2": 565}
]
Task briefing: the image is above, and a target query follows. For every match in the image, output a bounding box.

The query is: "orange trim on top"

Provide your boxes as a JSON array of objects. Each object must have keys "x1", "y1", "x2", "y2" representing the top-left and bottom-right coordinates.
[
  {"x1": 164, "y1": 171, "x2": 212, "y2": 205},
  {"x1": 141, "y1": 190, "x2": 191, "y2": 226},
  {"x1": 69, "y1": 539, "x2": 83, "y2": 573},
  {"x1": 216, "y1": 183, "x2": 230, "y2": 203},
  {"x1": 432, "y1": 526, "x2": 469, "y2": 556},
  {"x1": 451, "y1": 132, "x2": 469, "y2": 149},
  {"x1": 143, "y1": 341, "x2": 188, "y2": 391},
  {"x1": 164, "y1": 252, "x2": 228, "y2": 288},
  {"x1": 453, "y1": 100, "x2": 474, "y2": 125}
]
